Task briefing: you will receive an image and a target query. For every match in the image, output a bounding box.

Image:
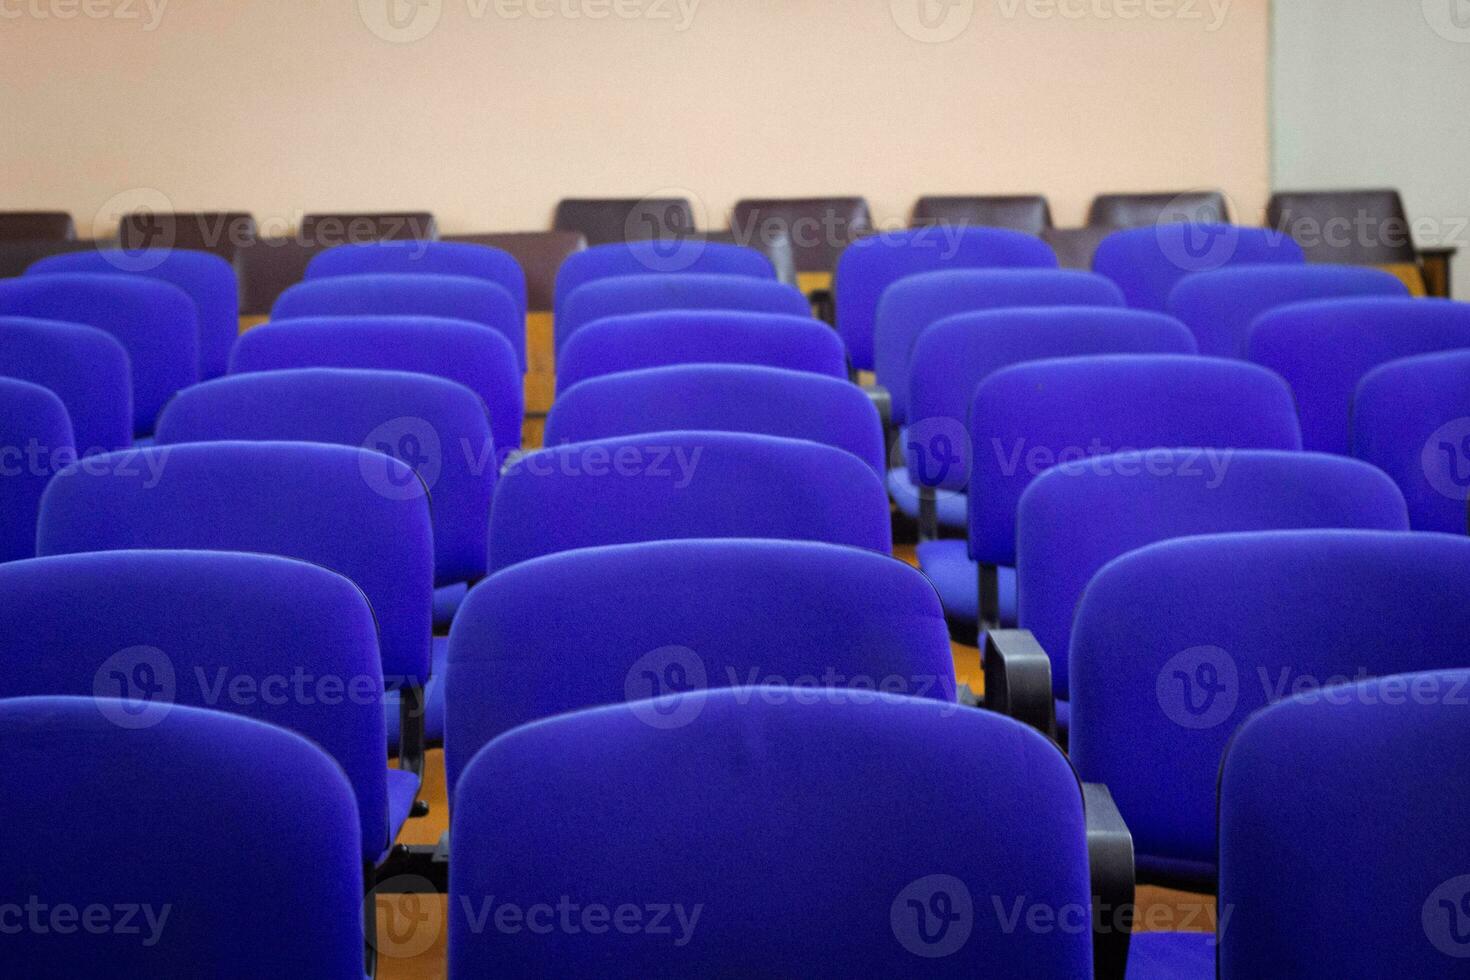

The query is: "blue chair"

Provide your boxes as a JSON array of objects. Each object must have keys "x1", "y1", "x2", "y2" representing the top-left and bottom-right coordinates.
[
  {"x1": 1127, "y1": 668, "x2": 1470, "y2": 978},
  {"x1": 1092, "y1": 225, "x2": 1305, "y2": 311},
  {"x1": 920, "y1": 352, "x2": 1299, "y2": 627},
  {"x1": 0, "y1": 316, "x2": 131, "y2": 452},
  {"x1": 0, "y1": 273, "x2": 198, "y2": 437},
  {"x1": 1009, "y1": 451, "x2": 1409, "y2": 734},
  {"x1": 490, "y1": 431, "x2": 891, "y2": 572},
  {"x1": 556, "y1": 310, "x2": 845, "y2": 392},
  {"x1": 1249, "y1": 298, "x2": 1470, "y2": 454},
  {"x1": 896, "y1": 307, "x2": 1197, "y2": 533},
  {"x1": 553, "y1": 239, "x2": 775, "y2": 315},
  {"x1": 873, "y1": 269, "x2": 1125, "y2": 424},
  {"x1": 556, "y1": 274, "x2": 809, "y2": 354},
  {"x1": 450, "y1": 688, "x2": 1093, "y2": 977},
  {"x1": 0, "y1": 696, "x2": 364, "y2": 977},
  {"x1": 0, "y1": 377, "x2": 72, "y2": 564},
  {"x1": 834, "y1": 226, "x2": 1058, "y2": 372},
  {"x1": 546, "y1": 365, "x2": 884, "y2": 474},
  {"x1": 34, "y1": 441, "x2": 435, "y2": 774},
  {"x1": 229, "y1": 314, "x2": 523, "y2": 453},
  {"x1": 443, "y1": 538, "x2": 955, "y2": 798},
  {"x1": 27, "y1": 248, "x2": 238, "y2": 380},
  {"x1": 1353, "y1": 349, "x2": 1470, "y2": 533},
  {"x1": 1166, "y1": 264, "x2": 1408, "y2": 357},
  {"x1": 0, "y1": 549, "x2": 416, "y2": 866},
  {"x1": 306, "y1": 240, "x2": 528, "y2": 320},
  {"x1": 272, "y1": 273, "x2": 526, "y2": 370},
  {"x1": 1070, "y1": 530, "x2": 1470, "y2": 890}
]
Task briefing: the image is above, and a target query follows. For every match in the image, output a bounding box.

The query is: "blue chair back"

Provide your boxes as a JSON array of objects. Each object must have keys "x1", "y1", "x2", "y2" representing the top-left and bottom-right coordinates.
[
  {"x1": 0, "y1": 273, "x2": 198, "y2": 436},
  {"x1": 557, "y1": 274, "x2": 809, "y2": 353},
  {"x1": 1092, "y1": 224, "x2": 1305, "y2": 311},
  {"x1": 0, "y1": 377, "x2": 73, "y2": 563},
  {"x1": 450, "y1": 689, "x2": 1092, "y2": 977},
  {"x1": 554, "y1": 239, "x2": 775, "y2": 314},
  {"x1": 306, "y1": 240, "x2": 527, "y2": 319},
  {"x1": 556, "y1": 310, "x2": 843, "y2": 392},
  {"x1": 0, "y1": 696, "x2": 363, "y2": 977},
  {"x1": 1249, "y1": 298, "x2": 1470, "y2": 454},
  {"x1": 835, "y1": 226, "x2": 1058, "y2": 372},
  {"x1": 0, "y1": 316, "x2": 131, "y2": 452},
  {"x1": 155, "y1": 368, "x2": 494, "y2": 586}
]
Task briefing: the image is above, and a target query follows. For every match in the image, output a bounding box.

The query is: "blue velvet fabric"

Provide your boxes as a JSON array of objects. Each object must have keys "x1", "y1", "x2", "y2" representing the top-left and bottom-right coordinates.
[
  {"x1": 27, "y1": 247, "x2": 239, "y2": 380},
  {"x1": 1249, "y1": 297, "x2": 1470, "y2": 454},
  {"x1": 553, "y1": 239, "x2": 775, "y2": 315},
  {"x1": 557, "y1": 274, "x2": 809, "y2": 353},
  {"x1": 968, "y1": 355, "x2": 1302, "y2": 567},
  {"x1": 444, "y1": 538, "x2": 956, "y2": 797},
  {"x1": 556, "y1": 310, "x2": 845, "y2": 392},
  {"x1": 1124, "y1": 932, "x2": 1214, "y2": 979},
  {"x1": 272, "y1": 272, "x2": 526, "y2": 370},
  {"x1": 874, "y1": 269, "x2": 1125, "y2": 422},
  {"x1": 230, "y1": 313, "x2": 523, "y2": 452},
  {"x1": 488, "y1": 431, "x2": 892, "y2": 573},
  {"x1": 834, "y1": 226, "x2": 1058, "y2": 371},
  {"x1": 0, "y1": 316, "x2": 131, "y2": 453},
  {"x1": 886, "y1": 466, "x2": 968, "y2": 528},
  {"x1": 547, "y1": 365, "x2": 885, "y2": 474},
  {"x1": 35, "y1": 441, "x2": 434, "y2": 689},
  {"x1": 306, "y1": 240, "x2": 528, "y2": 319},
  {"x1": 450, "y1": 688, "x2": 1092, "y2": 977},
  {"x1": 0, "y1": 377, "x2": 73, "y2": 563},
  {"x1": 912, "y1": 539, "x2": 1017, "y2": 626},
  {"x1": 1166, "y1": 263, "x2": 1408, "y2": 357},
  {"x1": 1092, "y1": 224, "x2": 1305, "y2": 311},
  {"x1": 1018, "y1": 450, "x2": 1409, "y2": 700},
  {"x1": 1353, "y1": 349, "x2": 1470, "y2": 533},
  {"x1": 0, "y1": 550, "x2": 399, "y2": 863},
  {"x1": 0, "y1": 696, "x2": 363, "y2": 977},
  {"x1": 1069, "y1": 530, "x2": 1470, "y2": 886},
  {"x1": 0, "y1": 273, "x2": 198, "y2": 436}
]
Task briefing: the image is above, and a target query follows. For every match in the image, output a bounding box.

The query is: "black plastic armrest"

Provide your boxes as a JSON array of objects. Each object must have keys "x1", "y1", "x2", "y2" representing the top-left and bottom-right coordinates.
[
  {"x1": 983, "y1": 630, "x2": 1057, "y2": 740},
  {"x1": 1084, "y1": 782, "x2": 1135, "y2": 980},
  {"x1": 397, "y1": 681, "x2": 427, "y2": 782},
  {"x1": 861, "y1": 383, "x2": 892, "y2": 428},
  {"x1": 809, "y1": 287, "x2": 835, "y2": 325}
]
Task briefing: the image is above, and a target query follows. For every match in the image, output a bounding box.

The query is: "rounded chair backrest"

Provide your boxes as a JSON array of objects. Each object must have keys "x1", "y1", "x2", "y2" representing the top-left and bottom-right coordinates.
[
  {"x1": 228, "y1": 314, "x2": 523, "y2": 453},
  {"x1": 1166, "y1": 263, "x2": 1408, "y2": 357},
  {"x1": 1353, "y1": 349, "x2": 1470, "y2": 533},
  {"x1": 306, "y1": 240, "x2": 527, "y2": 319},
  {"x1": 1218, "y1": 669, "x2": 1470, "y2": 978},
  {"x1": 1069, "y1": 530, "x2": 1470, "y2": 886},
  {"x1": 450, "y1": 689, "x2": 1092, "y2": 978},
  {"x1": 444, "y1": 538, "x2": 954, "y2": 796},
  {"x1": 0, "y1": 377, "x2": 73, "y2": 563},
  {"x1": 556, "y1": 310, "x2": 844, "y2": 391},
  {"x1": 27, "y1": 248, "x2": 238, "y2": 380},
  {"x1": 553, "y1": 239, "x2": 775, "y2": 314},
  {"x1": 0, "y1": 695, "x2": 363, "y2": 977},
  {"x1": 0, "y1": 273, "x2": 198, "y2": 436},
  {"x1": 0, "y1": 550, "x2": 391, "y2": 862},
  {"x1": 1091, "y1": 224, "x2": 1305, "y2": 311},
  {"x1": 874, "y1": 269, "x2": 1125, "y2": 422},
  {"x1": 556, "y1": 274, "x2": 809, "y2": 354},
  {"x1": 36, "y1": 441, "x2": 434, "y2": 689},
  {"x1": 1249, "y1": 298, "x2": 1470, "y2": 454},
  {"x1": 489, "y1": 430, "x2": 891, "y2": 572},
  {"x1": 271, "y1": 273, "x2": 525, "y2": 370},
  {"x1": 968, "y1": 355, "x2": 1303, "y2": 567},
  {"x1": 835, "y1": 226, "x2": 1058, "y2": 372},
  {"x1": 155, "y1": 368, "x2": 494, "y2": 586},
  {"x1": 1018, "y1": 450, "x2": 1410, "y2": 700},
  {"x1": 0, "y1": 316, "x2": 131, "y2": 452},
  {"x1": 547, "y1": 364, "x2": 884, "y2": 474},
  {"x1": 905, "y1": 308, "x2": 1197, "y2": 493}
]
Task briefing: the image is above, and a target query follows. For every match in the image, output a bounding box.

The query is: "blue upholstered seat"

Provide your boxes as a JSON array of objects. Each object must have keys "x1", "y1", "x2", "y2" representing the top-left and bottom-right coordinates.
[
  {"x1": 1092, "y1": 224, "x2": 1304, "y2": 311},
  {"x1": 0, "y1": 377, "x2": 73, "y2": 564},
  {"x1": 553, "y1": 239, "x2": 775, "y2": 314},
  {"x1": 307, "y1": 240, "x2": 528, "y2": 320},
  {"x1": 0, "y1": 316, "x2": 132, "y2": 453},
  {"x1": 557, "y1": 274, "x2": 809, "y2": 353}
]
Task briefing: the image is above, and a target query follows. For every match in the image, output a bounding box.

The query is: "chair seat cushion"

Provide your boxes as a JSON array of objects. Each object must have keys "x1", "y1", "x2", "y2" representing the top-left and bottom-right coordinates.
[
  {"x1": 382, "y1": 768, "x2": 422, "y2": 864},
  {"x1": 915, "y1": 539, "x2": 1016, "y2": 625},
  {"x1": 1124, "y1": 931, "x2": 1214, "y2": 980},
  {"x1": 385, "y1": 635, "x2": 449, "y2": 747},
  {"x1": 433, "y1": 582, "x2": 468, "y2": 632},
  {"x1": 886, "y1": 466, "x2": 967, "y2": 528}
]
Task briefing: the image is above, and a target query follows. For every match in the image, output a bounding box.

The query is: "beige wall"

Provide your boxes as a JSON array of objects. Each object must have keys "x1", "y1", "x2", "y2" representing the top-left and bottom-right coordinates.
[{"x1": 0, "y1": 0, "x2": 1269, "y2": 237}]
